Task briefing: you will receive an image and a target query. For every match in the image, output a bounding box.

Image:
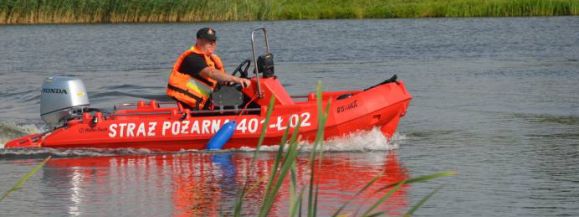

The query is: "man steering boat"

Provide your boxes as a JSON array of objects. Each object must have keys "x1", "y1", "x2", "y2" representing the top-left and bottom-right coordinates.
[{"x1": 167, "y1": 27, "x2": 251, "y2": 110}]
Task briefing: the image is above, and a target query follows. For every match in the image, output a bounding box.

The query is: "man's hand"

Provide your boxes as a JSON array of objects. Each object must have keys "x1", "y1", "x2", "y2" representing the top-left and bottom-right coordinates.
[
  {"x1": 235, "y1": 77, "x2": 251, "y2": 88},
  {"x1": 201, "y1": 67, "x2": 251, "y2": 88}
]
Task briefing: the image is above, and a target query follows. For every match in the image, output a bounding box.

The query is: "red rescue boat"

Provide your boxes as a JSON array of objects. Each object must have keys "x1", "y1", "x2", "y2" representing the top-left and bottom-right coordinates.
[{"x1": 4, "y1": 28, "x2": 412, "y2": 151}]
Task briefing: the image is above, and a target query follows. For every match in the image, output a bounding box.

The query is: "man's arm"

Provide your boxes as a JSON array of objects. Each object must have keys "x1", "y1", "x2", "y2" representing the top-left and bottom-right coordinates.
[{"x1": 200, "y1": 67, "x2": 251, "y2": 88}]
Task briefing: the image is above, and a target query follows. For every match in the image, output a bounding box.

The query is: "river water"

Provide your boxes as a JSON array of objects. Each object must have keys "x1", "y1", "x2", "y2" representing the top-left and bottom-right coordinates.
[{"x1": 1, "y1": 17, "x2": 578, "y2": 216}]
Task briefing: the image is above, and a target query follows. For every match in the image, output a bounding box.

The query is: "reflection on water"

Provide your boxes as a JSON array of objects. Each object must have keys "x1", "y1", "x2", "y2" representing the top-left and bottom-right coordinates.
[
  {"x1": 30, "y1": 151, "x2": 408, "y2": 216},
  {"x1": 1, "y1": 17, "x2": 578, "y2": 216}
]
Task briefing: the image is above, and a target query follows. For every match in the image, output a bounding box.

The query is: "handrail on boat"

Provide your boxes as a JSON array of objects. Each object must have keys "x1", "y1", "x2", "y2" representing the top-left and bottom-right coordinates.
[
  {"x1": 111, "y1": 108, "x2": 262, "y2": 117},
  {"x1": 251, "y1": 28, "x2": 270, "y2": 99},
  {"x1": 290, "y1": 95, "x2": 309, "y2": 98},
  {"x1": 111, "y1": 111, "x2": 173, "y2": 117},
  {"x1": 113, "y1": 101, "x2": 177, "y2": 110}
]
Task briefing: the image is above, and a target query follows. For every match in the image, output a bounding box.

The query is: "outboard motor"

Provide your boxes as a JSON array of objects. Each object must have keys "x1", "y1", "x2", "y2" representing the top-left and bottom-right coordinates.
[{"x1": 40, "y1": 76, "x2": 90, "y2": 129}]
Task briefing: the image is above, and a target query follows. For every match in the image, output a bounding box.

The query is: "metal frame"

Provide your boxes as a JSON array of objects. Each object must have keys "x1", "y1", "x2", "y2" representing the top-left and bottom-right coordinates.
[
  {"x1": 113, "y1": 102, "x2": 176, "y2": 110},
  {"x1": 251, "y1": 28, "x2": 270, "y2": 98},
  {"x1": 110, "y1": 108, "x2": 261, "y2": 117},
  {"x1": 111, "y1": 100, "x2": 261, "y2": 117}
]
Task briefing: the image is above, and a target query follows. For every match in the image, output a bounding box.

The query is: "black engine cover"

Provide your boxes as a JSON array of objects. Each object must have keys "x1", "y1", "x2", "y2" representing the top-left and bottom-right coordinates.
[
  {"x1": 211, "y1": 85, "x2": 243, "y2": 109},
  {"x1": 257, "y1": 53, "x2": 274, "y2": 78}
]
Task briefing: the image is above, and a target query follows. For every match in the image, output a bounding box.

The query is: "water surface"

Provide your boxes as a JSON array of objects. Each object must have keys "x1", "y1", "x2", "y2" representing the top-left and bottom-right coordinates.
[{"x1": 1, "y1": 17, "x2": 578, "y2": 216}]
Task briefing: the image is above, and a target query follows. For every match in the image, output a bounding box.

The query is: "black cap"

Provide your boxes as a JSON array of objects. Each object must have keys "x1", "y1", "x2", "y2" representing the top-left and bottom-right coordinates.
[{"x1": 196, "y1": 27, "x2": 217, "y2": 41}]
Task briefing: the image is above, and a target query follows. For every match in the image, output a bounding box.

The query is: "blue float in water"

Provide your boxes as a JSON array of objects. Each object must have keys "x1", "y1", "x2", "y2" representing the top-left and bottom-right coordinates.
[{"x1": 206, "y1": 121, "x2": 236, "y2": 150}]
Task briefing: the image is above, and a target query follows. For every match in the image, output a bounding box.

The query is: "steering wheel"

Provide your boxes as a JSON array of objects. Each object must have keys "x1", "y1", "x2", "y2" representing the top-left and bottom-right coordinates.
[{"x1": 232, "y1": 59, "x2": 251, "y2": 78}]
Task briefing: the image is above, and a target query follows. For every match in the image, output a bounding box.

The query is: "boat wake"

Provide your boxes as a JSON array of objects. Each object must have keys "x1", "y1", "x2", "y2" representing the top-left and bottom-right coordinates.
[
  {"x1": 0, "y1": 147, "x2": 155, "y2": 160},
  {"x1": 0, "y1": 121, "x2": 43, "y2": 148},
  {"x1": 240, "y1": 128, "x2": 405, "y2": 152},
  {"x1": 0, "y1": 122, "x2": 155, "y2": 159},
  {"x1": 1, "y1": 124, "x2": 404, "y2": 159}
]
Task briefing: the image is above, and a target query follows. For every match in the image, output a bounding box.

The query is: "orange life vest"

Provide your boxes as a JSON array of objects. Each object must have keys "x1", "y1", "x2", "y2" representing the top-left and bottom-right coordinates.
[{"x1": 166, "y1": 46, "x2": 225, "y2": 109}]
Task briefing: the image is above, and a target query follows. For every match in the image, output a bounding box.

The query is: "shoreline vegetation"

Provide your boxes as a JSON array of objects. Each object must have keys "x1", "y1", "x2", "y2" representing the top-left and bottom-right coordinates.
[{"x1": 1, "y1": 0, "x2": 577, "y2": 24}]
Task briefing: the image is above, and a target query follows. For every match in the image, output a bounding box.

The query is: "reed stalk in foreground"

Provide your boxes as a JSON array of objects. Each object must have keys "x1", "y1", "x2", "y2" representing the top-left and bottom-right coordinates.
[
  {"x1": 0, "y1": 0, "x2": 577, "y2": 24},
  {"x1": 0, "y1": 156, "x2": 51, "y2": 202},
  {"x1": 233, "y1": 82, "x2": 455, "y2": 216}
]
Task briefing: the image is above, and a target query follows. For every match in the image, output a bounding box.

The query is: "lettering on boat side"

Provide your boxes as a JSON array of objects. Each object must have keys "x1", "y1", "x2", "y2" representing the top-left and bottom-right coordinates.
[
  {"x1": 108, "y1": 122, "x2": 158, "y2": 138},
  {"x1": 337, "y1": 100, "x2": 358, "y2": 113},
  {"x1": 106, "y1": 112, "x2": 312, "y2": 138},
  {"x1": 79, "y1": 127, "x2": 107, "y2": 134}
]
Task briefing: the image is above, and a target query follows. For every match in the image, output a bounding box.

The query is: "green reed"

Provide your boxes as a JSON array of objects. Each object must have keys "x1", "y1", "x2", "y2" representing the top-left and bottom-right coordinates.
[
  {"x1": 0, "y1": 156, "x2": 51, "y2": 202},
  {"x1": 278, "y1": 0, "x2": 578, "y2": 19},
  {"x1": 233, "y1": 81, "x2": 455, "y2": 216},
  {"x1": 1, "y1": 0, "x2": 576, "y2": 24}
]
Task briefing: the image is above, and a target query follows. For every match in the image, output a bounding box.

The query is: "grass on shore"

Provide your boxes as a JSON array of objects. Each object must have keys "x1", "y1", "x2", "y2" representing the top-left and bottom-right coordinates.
[{"x1": 0, "y1": 0, "x2": 577, "y2": 24}]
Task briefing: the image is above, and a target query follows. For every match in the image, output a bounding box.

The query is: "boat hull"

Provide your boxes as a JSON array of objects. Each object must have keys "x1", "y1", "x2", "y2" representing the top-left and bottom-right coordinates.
[{"x1": 5, "y1": 80, "x2": 411, "y2": 151}]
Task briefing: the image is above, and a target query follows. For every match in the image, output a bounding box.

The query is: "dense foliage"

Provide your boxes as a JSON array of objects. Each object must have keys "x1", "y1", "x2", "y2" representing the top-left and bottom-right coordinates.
[{"x1": 1, "y1": 0, "x2": 577, "y2": 24}]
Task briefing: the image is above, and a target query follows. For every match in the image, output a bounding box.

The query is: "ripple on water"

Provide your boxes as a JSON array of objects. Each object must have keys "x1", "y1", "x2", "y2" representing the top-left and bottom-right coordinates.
[
  {"x1": 239, "y1": 128, "x2": 404, "y2": 152},
  {"x1": 0, "y1": 127, "x2": 403, "y2": 159},
  {"x1": 0, "y1": 122, "x2": 43, "y2": 146}
]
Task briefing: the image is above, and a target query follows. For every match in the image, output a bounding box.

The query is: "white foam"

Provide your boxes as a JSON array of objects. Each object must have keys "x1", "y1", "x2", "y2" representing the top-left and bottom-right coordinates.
[
  {"x1": 0, "y1": 147, "x2": 154, "y2": 158},
  {"x1": 239, "y1": 128, "x2": 405, "y2": 152},
  {"x1": 0, "y1": 121, "x2": 406, "y2": 155},
  {"x1": 0, "y1": 121, "x2": 44, "y2": 146}
]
